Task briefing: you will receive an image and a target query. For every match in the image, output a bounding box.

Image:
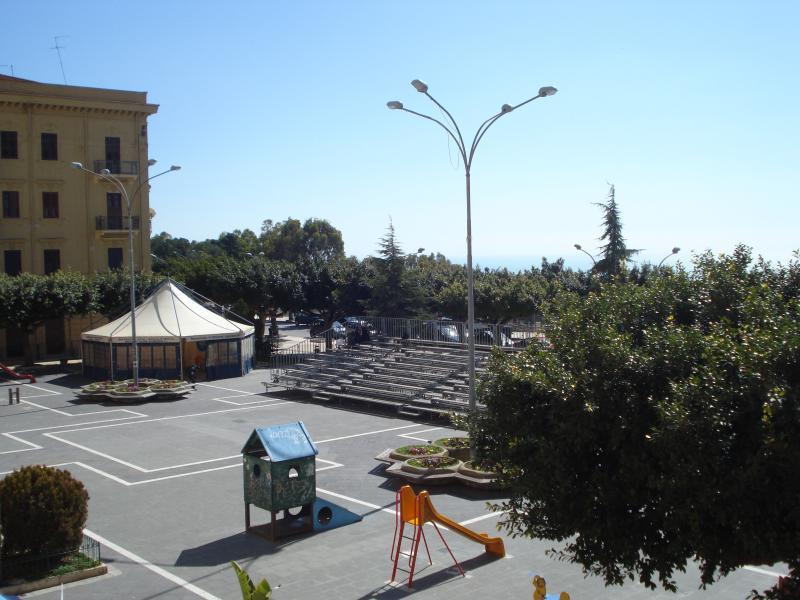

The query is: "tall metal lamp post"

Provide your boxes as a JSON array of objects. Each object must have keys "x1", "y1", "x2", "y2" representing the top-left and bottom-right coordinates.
[
  {"x1": 574, "y1": 243, "x2": 597, "y2": 267},
  {"x1": 657, "y1": 246, "x2": 681, "y2": 268},
  {"x1": 387, "y1": 80, "x2": 557, "y2": 417},
  {"x1": 72, "y1": 161, "x2": 181, "y2": 387}
]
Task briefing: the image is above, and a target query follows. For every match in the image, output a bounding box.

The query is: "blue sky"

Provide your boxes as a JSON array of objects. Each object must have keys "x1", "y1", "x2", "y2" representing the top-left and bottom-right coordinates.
[{"x1": 4, "y1": 1, "x2": 798, "y2": 270}]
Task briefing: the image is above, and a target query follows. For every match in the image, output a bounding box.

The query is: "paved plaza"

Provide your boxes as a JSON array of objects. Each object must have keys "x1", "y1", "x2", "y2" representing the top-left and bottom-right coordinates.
[{"x1": 0, "y1": 370, "x2": 786, "y2": 599}]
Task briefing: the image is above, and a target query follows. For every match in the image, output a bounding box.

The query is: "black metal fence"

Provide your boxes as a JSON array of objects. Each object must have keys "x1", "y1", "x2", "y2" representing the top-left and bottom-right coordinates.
[{"x1": 0, "y1": 535, "x2": 100, "y2": 582}]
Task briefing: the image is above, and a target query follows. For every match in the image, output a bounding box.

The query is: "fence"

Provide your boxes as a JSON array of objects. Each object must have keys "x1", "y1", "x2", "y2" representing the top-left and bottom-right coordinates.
[{"x1": 0, "y1": 535, "x2": 100, "y2": 582}]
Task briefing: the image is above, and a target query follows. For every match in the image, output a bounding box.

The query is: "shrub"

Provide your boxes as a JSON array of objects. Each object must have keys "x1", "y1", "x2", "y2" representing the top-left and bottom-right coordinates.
[{"x1": 0, "y1": 465, "x2": 89, "y2": 558}]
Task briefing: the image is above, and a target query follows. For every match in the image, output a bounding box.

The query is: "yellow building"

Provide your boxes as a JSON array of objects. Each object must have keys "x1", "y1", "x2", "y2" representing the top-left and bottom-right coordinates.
[{"x1": 0, "y1": 74, "x2": 158, "y2": 362}]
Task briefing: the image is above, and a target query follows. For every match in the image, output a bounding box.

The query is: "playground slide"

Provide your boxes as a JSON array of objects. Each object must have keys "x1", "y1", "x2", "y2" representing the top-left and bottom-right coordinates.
[
  {"x1": 0, "y1": 363, "x2": 35, "y2": 383},
  {"x1": 419, "y1": 491, "x2": 505, "y2": 557}
]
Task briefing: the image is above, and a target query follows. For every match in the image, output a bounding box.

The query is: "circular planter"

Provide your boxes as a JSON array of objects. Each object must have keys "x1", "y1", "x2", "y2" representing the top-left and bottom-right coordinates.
[
  {"x1": 401, "y1": 456, "x2": 462, "y2": 475},
  {"x1": 433, "y1": 437, "x2": 471, "y2": 461},
  {"x1": 458, "y1": 461, "x2": 499, "y2": 480},
  {"x1": 389, "y1": 444, "x2": 448, "y2": 461}
]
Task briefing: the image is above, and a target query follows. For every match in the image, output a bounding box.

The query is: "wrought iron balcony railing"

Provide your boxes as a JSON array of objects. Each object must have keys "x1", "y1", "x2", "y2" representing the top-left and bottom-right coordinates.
[
  {"x1": 93, "y1": 160, "x2": 140, "y2": 176},
  {"x1": 95, "y1": 215, "x2": 140, "y2": 231}
]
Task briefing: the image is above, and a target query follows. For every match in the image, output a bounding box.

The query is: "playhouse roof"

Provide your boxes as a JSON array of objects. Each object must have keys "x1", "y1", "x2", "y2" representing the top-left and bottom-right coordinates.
[
  {"x1": 241, "y1": 422, "x2": 318, "y2": 462},
  {"x1": 82, "y1": 279, "x2": 254, "y2": 343}
]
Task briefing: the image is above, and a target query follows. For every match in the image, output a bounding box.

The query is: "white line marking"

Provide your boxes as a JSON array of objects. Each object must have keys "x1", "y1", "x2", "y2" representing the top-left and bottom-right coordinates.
[
  {"x1": 399, "y1": 427, "x2": 443, "y2": 436},
  {"x1": 4, "y1": 414, "x2": 150, "y2": 436},
  {"x1": 84, "y1": 528, "x2": 222, "y2": 600},
  {"x1": 317, "y1": 487, "x2": 397, "y2": 515},
  {"x1": 21, "y1": 383, "x2": 61, "y2": 396},
  {"x1": 396, "y1": 435, "x2": 433, "y2": 442},
  {"x1": 0, "y1": 432, "x2": 43, "y2": 454},
  {"x1": 743, "y1": 565, "x2": 788, "y2": 578},
  {"x1": 459, "y1": 511, "x2": 505, "y2": 526},
  {"x1": 316, "y1": 424, "x2": 421, "y2": 444},
  {"x1": 21, "y1": 398, "x2": 145, "y2": 418}
]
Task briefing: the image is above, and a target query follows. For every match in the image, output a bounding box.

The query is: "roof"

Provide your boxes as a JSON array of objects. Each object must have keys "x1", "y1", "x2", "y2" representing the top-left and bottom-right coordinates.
[
  {"x1": 82, "y1": 279, "x2": 254, "y2": 342},
  {"x1": 241, "y1": 422, "x2": 318, "y2": 462}
]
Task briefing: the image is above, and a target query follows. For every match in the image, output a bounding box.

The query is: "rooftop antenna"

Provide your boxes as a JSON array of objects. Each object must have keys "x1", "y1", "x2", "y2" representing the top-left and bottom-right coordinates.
[
  {"x1": 50, "y1": 36, "x2": 69, "y2": 84},
  {"x1": 0, "y1": 64, "x2": 13, "y2": 77}
]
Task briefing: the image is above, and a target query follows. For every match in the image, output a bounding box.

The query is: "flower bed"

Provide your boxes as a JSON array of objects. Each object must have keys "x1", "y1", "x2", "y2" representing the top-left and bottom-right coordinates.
[
  {"x1": 458, "y1": 460, "x2": 499, "y2": 479},
  {"x1": 77, "y1": 379, "x2": 192, "y2": 402},
  {"x1": 401, "y1": 455, "x2": 461, "y2": 475},
  {"x1": 389, "y1": 444, "x2": 447, "y2": 461},
  {"x1": 433, "y1": 437, "x2": 471, "y2": 461}
]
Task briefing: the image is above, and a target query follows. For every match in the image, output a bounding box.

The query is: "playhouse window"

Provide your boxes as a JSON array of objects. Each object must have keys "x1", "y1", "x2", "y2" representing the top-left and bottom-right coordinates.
[{"x1": 288, "y1": 466, "x2": 299, "y2": 479}]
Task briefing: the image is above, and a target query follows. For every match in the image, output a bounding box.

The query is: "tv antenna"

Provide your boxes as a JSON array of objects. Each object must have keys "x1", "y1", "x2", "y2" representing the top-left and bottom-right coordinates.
[
  {"x1": 51, "y1": 35, "x2": 69, "y2": 84},
  {"x1": 0, "y1": 64, "x2": 14, "y2": 77}
]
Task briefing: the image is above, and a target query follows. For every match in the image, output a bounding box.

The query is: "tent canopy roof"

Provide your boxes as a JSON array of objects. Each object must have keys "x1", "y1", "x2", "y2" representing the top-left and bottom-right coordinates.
[{"x1": 82, "y1": 279, "x2": 254, "y2": 343}]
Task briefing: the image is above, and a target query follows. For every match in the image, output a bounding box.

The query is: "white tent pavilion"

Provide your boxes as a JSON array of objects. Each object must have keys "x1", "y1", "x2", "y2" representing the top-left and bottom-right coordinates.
[{"x1": 81, "y1": 279, "x2": 255, "y2": 381}]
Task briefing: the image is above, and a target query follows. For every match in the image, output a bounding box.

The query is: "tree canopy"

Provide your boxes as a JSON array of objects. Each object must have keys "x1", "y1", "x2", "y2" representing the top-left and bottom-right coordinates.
[{"x1": 469, "y1": 246, "x2": 800, "y2": 594}]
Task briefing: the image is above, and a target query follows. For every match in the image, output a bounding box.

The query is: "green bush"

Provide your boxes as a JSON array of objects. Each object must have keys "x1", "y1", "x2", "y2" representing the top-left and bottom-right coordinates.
[{"x1": 0, "y1": 465, "x2": 89, "y2": 558}]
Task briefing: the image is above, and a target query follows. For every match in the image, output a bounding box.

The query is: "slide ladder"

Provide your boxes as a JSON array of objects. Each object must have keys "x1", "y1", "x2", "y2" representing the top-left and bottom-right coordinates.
[{"x1": 389, "y1": 484, "x2": 503, "y2": 587}]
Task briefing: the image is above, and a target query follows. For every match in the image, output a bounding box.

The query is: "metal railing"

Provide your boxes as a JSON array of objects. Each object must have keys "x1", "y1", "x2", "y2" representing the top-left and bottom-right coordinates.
[
  {"x1": 93, "y1": 159, "x2": 139, "y2": 175},
  {"x1": 352, "y1": 315, "x2": 546, "y2": 349},
  {"x1": 95, "y1": 215, "x2": 140, "y2": 230},
  {"x1": 266, "y1": 326, "x2": 347, "y2": 376},
  {"x1": 0, "y1": 535, "x2": 100, "y2": 581}
]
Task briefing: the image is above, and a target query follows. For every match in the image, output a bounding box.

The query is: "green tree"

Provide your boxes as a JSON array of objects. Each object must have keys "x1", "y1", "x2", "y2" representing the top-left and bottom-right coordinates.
[
  {"x1": 469, "y1": 246, "x2": 800, "y2": 596},
  {"x1": 593, "y1": 185, "x2": 640, "y2": 278},
  {"x1": 366, "y1": 220, "x2": 425, "y2": 316},
  {"x1": 0, "y1": 271, "x2": 94, "y2": 365},
  {"x1": 91, "y1": 270, "x2": 165, "y2": 318},
  {"x1": 261, "y1": 218, "x2": 344, "y2": 263}
]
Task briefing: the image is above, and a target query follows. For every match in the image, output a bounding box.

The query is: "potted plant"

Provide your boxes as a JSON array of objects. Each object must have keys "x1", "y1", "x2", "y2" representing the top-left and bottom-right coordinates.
[{"x1": 389, "y1": 444, "x2": 448, "y2": 461}]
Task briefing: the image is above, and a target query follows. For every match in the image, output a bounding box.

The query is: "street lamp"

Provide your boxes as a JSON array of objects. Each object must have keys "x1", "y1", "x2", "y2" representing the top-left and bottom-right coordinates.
[
  {"x1": 71, "y1": 161, "x2": 181, "y2": 387},
  {"x1": 387, "y1": 79, "x2": 557, "y2": 417},
  {"x1": 657, "y1": 246, "x2": 680, "y2": 268},
  {"x1": 574, "y1": 243, "x2": 597, "y2": 267}
]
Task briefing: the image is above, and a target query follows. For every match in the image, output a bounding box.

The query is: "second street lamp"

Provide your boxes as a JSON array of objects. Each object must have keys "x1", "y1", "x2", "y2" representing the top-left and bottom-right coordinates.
[
  {"x1": 387, "y1": 80, "x2": 557, "y2": 424},
  {"x1": 657, "y1": 246, "x2": 681, "y2": 268},
  {"x1": 72, "y1": 161, "x2": 180, "y2": 387}
]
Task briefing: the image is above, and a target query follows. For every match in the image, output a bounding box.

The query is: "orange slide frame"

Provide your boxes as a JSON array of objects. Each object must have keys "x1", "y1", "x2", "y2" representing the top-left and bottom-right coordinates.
[{"x1": 390, "y1": 484, "x2": 504, "y2": 587}]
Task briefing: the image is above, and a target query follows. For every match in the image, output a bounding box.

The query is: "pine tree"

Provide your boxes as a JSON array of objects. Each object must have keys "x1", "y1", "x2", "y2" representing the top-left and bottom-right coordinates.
[{"x1": 593, "y1": 185, "x2": 640, "y2": 277}]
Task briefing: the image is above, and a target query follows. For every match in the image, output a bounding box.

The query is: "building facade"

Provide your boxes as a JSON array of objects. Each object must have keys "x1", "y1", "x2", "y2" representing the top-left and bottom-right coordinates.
[{"x1": 0, "y1": 75, "x2": 158, "y2": 362}]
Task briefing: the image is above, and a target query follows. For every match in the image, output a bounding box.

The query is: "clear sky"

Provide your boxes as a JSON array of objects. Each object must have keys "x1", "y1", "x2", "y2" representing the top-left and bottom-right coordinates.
[{"x1": 4, "y1": 1, "x2": 798, "y2": 270}]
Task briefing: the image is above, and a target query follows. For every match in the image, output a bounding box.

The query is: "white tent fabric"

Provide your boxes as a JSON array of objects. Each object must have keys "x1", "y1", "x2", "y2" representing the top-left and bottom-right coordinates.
[{"x1": 82, "y1": 280, "x2": 254, "y2": 343}]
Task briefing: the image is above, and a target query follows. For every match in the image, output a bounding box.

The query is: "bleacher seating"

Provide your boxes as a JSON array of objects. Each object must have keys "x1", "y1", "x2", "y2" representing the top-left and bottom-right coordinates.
[{"x1": 269, "y1": 338, "x2": 497, "y2": 417}]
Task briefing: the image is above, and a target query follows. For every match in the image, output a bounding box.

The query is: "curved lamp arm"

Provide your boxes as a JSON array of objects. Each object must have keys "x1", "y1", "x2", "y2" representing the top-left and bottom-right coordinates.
[{"x1": 393, "y1": 106, "x2": 468, "y2": 166}]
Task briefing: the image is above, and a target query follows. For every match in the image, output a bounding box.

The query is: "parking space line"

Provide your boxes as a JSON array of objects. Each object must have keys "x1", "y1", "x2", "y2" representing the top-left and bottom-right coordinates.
[
  {"x1": 21, "y1": 398, "x2": 145, "y2": 418},
  {"x1": 84, "y1": 528, "x2": 223, "y2": 600},
  {"x1": 0, "y1": 432, "x2": 44, "y2": 455},
  {"x1": 316, "y1": 424, "x2": 421, "y2": 444}
]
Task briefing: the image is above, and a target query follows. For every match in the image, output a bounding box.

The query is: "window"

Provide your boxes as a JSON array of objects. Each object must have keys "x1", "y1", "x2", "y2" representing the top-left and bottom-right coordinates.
[
  {"x1": 44, "y1": 249, "x2": 60, "y2": 274},
  {"x1": 41, "y1": 133, "x2": 58, "y2": 160},
  {"x1": 42, "y1": 192, "x2": 59, "y2": 218},
  {"x1": 4, "y1": 250, "x2": 22, "y2": 275},
  {"x1": 106, "y1": 192, "x2": 123, "y2": 229},
  {"x1": 108, "y1": 247, "x2": 123, "y2": 270},
  {"x1": 1, "y1": 131, "x2": 17, "y2": 159},
  {"x1": 2, "y1": 191, "x2": 20, "y2": 218},
  {"x1": 105, "y1": 137, "x2": 121, "y2": 172}
]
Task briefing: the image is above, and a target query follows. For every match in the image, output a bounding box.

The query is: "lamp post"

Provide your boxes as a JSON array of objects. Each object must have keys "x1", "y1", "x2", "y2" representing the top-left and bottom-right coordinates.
[
  {"x1": 574, "y1": 243, "x2": 597, "y2": 267},
  {"x1": 657, "y1": 246, "x2": 680, "y2": 268},
  {"x1": 387, "y1": 80, "x2": 557, "y2": 417},
  {"x1": 72, "y1": 161, "x2": 180, "y2": 387}
]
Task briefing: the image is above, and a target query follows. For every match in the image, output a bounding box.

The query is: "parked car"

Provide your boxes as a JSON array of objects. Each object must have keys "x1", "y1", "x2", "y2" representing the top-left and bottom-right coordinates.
[
  {"x1": 294, "y1": 312, "x2": 324, "y2": 326},
  {"x1": 470, "y1": 325, "x2": 513, "y2": 347},
  {"x1": 420, "y1": 320, "x2": 462, "y2": 343},
  {"x1": 310, "y1": 320, "x2": 346, "y2": 338}
]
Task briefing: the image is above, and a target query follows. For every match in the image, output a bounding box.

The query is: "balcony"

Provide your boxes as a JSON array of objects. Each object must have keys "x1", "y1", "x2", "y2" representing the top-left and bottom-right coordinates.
[
  {"x1": 96, "y1": 215, "x2": 140, "y2": 231},
  {"x1": 93, "y1": 160, "x2": 140, "y2": 176}
]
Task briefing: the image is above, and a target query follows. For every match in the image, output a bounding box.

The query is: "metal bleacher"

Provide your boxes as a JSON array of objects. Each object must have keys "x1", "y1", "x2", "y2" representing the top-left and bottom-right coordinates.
[{"x1": 267, "y1": 335, "x2": 497, "y2": 418}]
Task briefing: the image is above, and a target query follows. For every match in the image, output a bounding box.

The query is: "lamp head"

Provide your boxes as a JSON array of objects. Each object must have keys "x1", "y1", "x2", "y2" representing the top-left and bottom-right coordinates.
[
  {"x1": 386, "y1": 101, "x2": 404, "y2": 110},
  {"x1": 501, "y1": 104, "x2": 514, "y2": 113},
  {"x1": 100, "y1": 168, "x2": 111, "y2": 175},
  {"x1": 71, "y1": 161, "x2": 83, "y2": 169},
  {"x1": 170, "y1": 165, "x2": 181, "y2": 171},
  {"x1": 411, "y1": 79, "x2": 428, "y2": 93},
  {"x1": 147, "y1": 159, "x2": 157, "y2": 166},
  {"x1": 538, "y1": 86, "x2": 558, "y2": 97},
  {"x1": 672, "y1": 247, "x2": 680, "y2": 254},
  {"x1": 574, "y1": 243, "x2": 582, "y2": 250}
]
